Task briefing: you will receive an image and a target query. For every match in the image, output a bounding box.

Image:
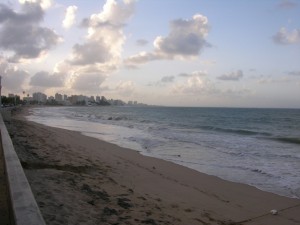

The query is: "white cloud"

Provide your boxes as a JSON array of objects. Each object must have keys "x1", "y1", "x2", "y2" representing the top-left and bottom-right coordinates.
[
  {"x1": 60, "y1": 0, "x2": 136, "y2": 93},
  {"x1": 62, "y1": 5, "x2": 78, "y2": 29},
  {"x1": 273, "y1": 27, "x2": 300, "y2": 45},
  {"x1": 125, "y1": 14, "x2": 210, "y2": 67},
  {"x1": 0, "y1": 2, "x2": 61, "y2": 62},
  {"x1": 172, "y1": 74, "x2": 215, "y2": 95},
  {"x1": 217, "y1": 70, "x2": 243, "y2": 81}
]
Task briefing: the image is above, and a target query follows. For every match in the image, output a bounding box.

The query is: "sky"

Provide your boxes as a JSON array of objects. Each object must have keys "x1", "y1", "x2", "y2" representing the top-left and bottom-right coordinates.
[{"x1": 0, "y1": 0, "x2": 299, "y2": 108}]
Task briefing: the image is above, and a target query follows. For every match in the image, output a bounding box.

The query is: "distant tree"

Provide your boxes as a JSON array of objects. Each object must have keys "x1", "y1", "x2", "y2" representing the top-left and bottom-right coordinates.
[{"x1": 1, "y1": 95, "x2": 22, "y2": 106}]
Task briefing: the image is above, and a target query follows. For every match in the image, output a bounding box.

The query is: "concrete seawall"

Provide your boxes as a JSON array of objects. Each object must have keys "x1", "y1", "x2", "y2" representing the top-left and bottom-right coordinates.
[{"x1": 0, "y1": 112, "x2": 46, "y2": 225}]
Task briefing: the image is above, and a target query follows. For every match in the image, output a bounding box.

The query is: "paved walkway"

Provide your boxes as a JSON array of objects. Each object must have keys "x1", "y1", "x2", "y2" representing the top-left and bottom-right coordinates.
[{"x1": 0, "y1": 143, "x2": 12, "y2": 225}]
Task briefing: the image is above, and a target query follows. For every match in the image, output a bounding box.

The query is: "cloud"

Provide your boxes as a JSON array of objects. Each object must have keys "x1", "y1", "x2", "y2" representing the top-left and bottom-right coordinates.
[
  {"x1": 71, "y1": 73, "x2": 106, "y2": 92},
  {"x1": 173, "y1": 76, "x2": 215, "y2": 95},
  {"x1": 125, "y1": 14, "x2": 210, "y2": 67},
  {"x1": 19, "y1": 0, "x2": 53, "y2": 10},
  {"x1": 217, "y1": 70, "x2": 244, "y2": 81},
  {"x1": 161, "y1": 75, "x2": 175, "y2": 83},
  {"x1": 154, "y1": 14, "x2": 210, "y2": 57},
  {"x1": 61, "y1": 0, "x2": 136, "y2": 92},
  {"x1": 277, "y1": 0, "x2": 298, "y2": 9},
  {"x1": 178, "y1": 70, "x2": 207, "y2": 77},
  {"x1": 124, "y1": 52, "x2": 157, "y2": 68},
  {"x1": 29, "y1": 71, "x2": 65, "y2": 87},
  {"x1": 70, "y1": 41, "x2": 111, "y2": 65},
  {"x1": 0, "y1": 2, "x2": 61, "y2": 62},
  {"x1": 136, "y1": 39, "x2": 148, "y2": 46},
  {"x1": 288, "y1": 70, "x2": 300, "y2": 76},
  {"x1": 272, "y1": 27, "x2": 300, "y2": 45},
  {"x1": 81, "y1": 0, "x2": 135, "y2": 29},
  {"x1": 148, "y1": 75, "x2": 175, "y2": 87},
  {"x1": 116, "y1": 80, "x2": 135, "y2": 96},
  {"x1": 256, "y1": 75, "x2": 295, "y2": 84},
  {"x1": 62, "y1": 5, "x2": 78, "y2": 29},
  {"x1": 0, "y1": 57, "x2": 29, "y2": 93}
]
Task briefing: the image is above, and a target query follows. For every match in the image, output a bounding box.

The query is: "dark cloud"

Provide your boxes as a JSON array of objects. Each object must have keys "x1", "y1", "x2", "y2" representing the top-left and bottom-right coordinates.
[
  {"x1": 148, "y1": 75, "x2": 175, "y2": 87},
  {"x1": 30, "y1": 71, "x2": 65, "y2": 87},
  {"x1": 155, "y1": 16, "x2": 210, "y2": 57},
  {"x1": 161, "y1": 75, "x2": 175, "y2": 83},
  {"x1": 0, "y1": 2, "x2": 61, "y2": 62},
  {"x1": 72, "y1": 73, "x2": 106, "y2": 92},
  {"x1": 178, "y1": 71, "x2": 207, "y2": 77},
  {"x1": 0, "y1": 58, "x2": 29, "y2": 92},
  {"x1": 288, "y1": 71, "x2": 300, "y2": 76},
  {"x1": 178, "y1": 73, "x2": 190, "y2": 77},
  {"x1": 277, "y1": 0, "x2": 298, "y2": 9},
  {"x1": 125, "y1": 14, "x2": 210, "y2": 67},
  {"x1": 218, "y1": 70, "x2": 244, "y2": 81},
  {"x1": 70, "y1": 42, "x2": 111, "y2": 65}
]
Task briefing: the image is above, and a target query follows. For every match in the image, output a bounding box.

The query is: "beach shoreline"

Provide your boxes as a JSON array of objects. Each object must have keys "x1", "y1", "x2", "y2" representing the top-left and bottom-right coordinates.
[{"x1": 5, "y1": 107, "x2": 300, "y2": 225}]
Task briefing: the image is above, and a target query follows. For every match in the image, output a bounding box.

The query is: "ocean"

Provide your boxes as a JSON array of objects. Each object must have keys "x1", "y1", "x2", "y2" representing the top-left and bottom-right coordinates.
[{"x1": 26, "y1": 106, "x2": 300, "y2": 199}]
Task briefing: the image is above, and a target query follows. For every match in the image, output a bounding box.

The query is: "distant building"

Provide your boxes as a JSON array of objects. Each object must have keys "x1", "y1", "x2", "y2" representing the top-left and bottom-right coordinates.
[
  {"x1": 109, "y1": 99, "x2": 125, "y2": 106},
  {"x1": 96, "y1": 96, "x2": 101, "y2": 102},
  {"x1": 63, "y1": 94, "x2": 68, "y2": 101},
  {"x1": 32, "y1": 92, "x2": 47, "y2": 103},
  {"x1": 90, "y1": 96, "x2": 95, "y2": 102},
  {"x1": 55, "y1": 93, "x2": 63, "y2": 101},
  {"x1": 68, "y1": 95, "x2": 88, "y2": 105},
  {"x1": 134, "y1": 101, "x2": 137, "y2": 105},
  {"x1": 8, "y1": 93, "x2": 15, "y2": 98},
  {"x1": 128, "y1": 101, "x2": 133, "y2": 105}
]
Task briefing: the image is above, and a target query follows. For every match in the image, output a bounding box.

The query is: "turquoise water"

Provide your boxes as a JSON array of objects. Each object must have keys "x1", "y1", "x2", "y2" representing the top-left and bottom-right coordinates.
[{"x1": 27, "y1": 106, "x2": 300, "y2": 198}]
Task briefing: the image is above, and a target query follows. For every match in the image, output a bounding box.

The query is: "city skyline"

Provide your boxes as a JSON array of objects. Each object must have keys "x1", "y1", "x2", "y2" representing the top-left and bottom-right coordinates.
[
  {"x1": 2, "y1": 91, "x2": 143, "y2": 107},
  {"x1": 0, "y1": 0, "x2": 299, "y2": 108}
]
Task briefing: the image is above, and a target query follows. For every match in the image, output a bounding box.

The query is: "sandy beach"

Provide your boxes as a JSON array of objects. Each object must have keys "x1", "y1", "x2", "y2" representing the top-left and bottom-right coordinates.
[{"x1": 5, "y1": 108, "x2": 300, "y2": 225}]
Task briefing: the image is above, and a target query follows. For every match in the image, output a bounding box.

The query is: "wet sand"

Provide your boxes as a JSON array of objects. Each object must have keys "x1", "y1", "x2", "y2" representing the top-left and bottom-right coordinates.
[{"x1": 5, "y1": 108, "x2": 300, "y2": 225}]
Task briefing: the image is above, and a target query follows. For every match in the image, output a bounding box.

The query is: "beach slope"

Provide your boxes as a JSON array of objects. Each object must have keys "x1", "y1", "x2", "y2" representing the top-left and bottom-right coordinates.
[{"x1": 6, "y1": 113, "x2": 300, "y2": 225}]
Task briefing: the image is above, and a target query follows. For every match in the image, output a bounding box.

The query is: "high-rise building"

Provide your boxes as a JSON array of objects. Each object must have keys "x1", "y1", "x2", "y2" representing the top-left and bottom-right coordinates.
[
  {"x1": 32, "y1": 92, "x2": 47, "y2": 103},
  {"x1": 55, "y1": 93, "x2": 63, "y2": 101},
  {"x1": 96, "y1": 96, "x2": 100, "y2": 102}
]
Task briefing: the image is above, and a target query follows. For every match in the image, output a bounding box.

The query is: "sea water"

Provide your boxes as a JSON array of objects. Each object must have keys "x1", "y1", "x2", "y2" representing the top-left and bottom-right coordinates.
[{"x1": 26, "y1": 106, "x2": 300, "y2": 198}]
